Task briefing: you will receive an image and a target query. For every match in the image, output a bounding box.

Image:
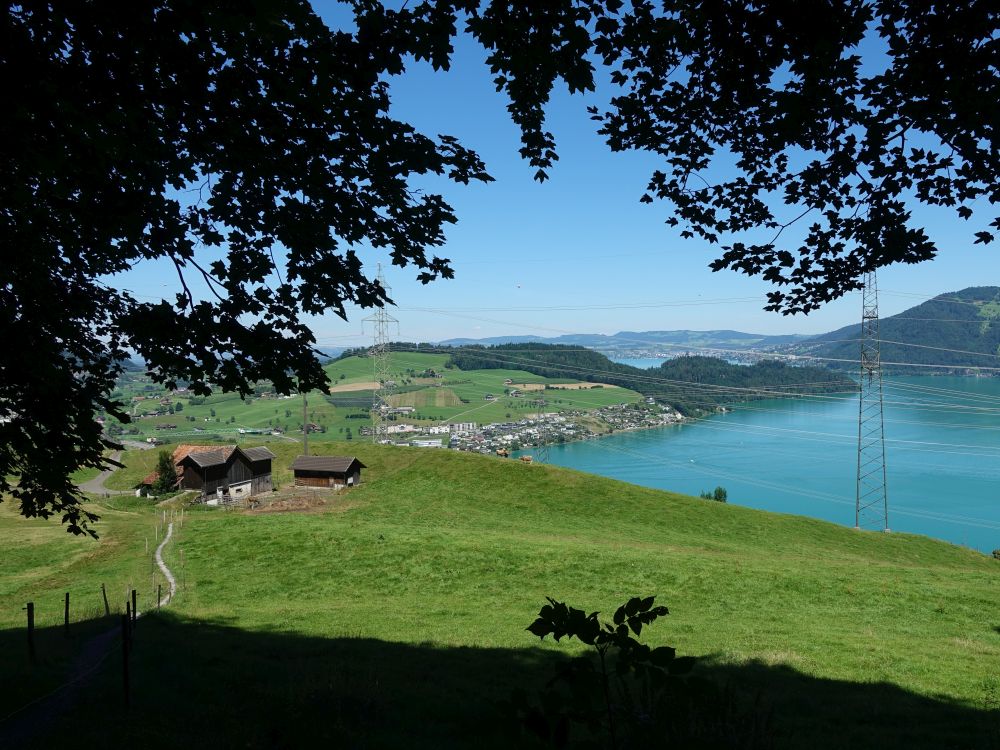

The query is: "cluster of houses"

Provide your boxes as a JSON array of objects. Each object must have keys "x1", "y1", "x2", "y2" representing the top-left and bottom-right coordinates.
[
  {"x1": 139, "y1": 444, "x2": 366, "y2": 503},
  {"x1": 348, "y1": 401, "x2": 684, "y2": 455},
  {"x1": 447, "y1": 414, "x2": 589, "y2": 454},
  {"x1": 594, "y1": 401, "x2": 685, "y2": 431},
  {"x1": 379, "y1": 421, "x2": 476, "y2": 436},
  {"x1": 404, "y1": 402, "x2": 683, "y2": 455}
]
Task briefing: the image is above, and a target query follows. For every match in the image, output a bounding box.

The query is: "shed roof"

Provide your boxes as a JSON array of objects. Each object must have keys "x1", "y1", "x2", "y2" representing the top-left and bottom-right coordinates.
[
  {"x1": 180, "y1": 450, "x2": 229, "y2": 468},
  {"x1": 172, "y1": 444, "x2": 236, "y2": 465},
  {"x1": 290, "y1": 455, "x2": 366, "y2": 473},
  {"x1": 176, "y1": 445, "x2": 275, "y2": 469},
  {"x1": 243, "y1": 446, "x2": 276, "y2": 462}
]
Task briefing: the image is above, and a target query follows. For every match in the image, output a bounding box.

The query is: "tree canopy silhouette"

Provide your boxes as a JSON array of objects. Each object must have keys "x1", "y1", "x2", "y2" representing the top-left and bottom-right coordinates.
[{"x1": 2, "y1": 1, "x2": 996, "y2": 532}]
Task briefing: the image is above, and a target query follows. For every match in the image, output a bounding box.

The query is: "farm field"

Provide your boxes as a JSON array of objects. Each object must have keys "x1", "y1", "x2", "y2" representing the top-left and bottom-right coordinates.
[
  {"x1": 106, "y1": 353, "x2": 643, "y2": 445},
  {"x1": 2, "y1": 443, "x2": 998, "y2": 748}
]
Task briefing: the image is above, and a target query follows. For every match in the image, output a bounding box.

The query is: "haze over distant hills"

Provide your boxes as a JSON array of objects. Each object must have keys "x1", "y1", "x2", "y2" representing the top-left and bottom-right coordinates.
[
  {"x1": 439, "y1": 287, "x2": 1000, "y2": 372},
  {"x1": 438, "y1": 330, "x2": 809, "y2": 352}
]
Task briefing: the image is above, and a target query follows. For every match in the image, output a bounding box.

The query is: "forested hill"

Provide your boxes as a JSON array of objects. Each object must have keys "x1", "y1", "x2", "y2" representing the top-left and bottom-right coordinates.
[
  {"x1": 796, "y1": 287, "x2": 1000, "y2": 372},
  {"x1": 445, "y1": 344, "x2": 854, "y2": 415}
]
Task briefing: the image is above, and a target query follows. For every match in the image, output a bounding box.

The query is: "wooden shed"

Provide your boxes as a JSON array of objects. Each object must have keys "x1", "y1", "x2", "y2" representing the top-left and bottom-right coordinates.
[
  {"x1": 291, "y1": 455, "x2": 366, "y2": 488},
  {"x1": 176, "y1": 445, "x2": 275, "y2": 499}
]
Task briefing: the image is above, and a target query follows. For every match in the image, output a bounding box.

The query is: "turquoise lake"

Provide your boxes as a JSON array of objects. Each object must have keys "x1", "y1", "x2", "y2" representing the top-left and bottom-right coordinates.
[{"x1": 533, "y1": 376, "x2": 1000, "y2": 553}]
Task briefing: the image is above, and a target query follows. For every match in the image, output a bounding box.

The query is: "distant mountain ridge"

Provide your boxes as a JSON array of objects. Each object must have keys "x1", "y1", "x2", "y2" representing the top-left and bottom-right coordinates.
[
  {"x1": 792, "y1": 286, "x2": 1000, "y2": 371},
  {"x1": 439, "y1": 288, "x2": 1000, "y2": 372},
  {"x1": 439, "y1": 329, "x2": 809, "y2": 351}
]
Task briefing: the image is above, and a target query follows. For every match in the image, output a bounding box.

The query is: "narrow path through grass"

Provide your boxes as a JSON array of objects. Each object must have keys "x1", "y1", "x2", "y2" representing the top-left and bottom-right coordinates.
[{"x1": 0, "y1": 513, "x2": 178, "y2": 746}]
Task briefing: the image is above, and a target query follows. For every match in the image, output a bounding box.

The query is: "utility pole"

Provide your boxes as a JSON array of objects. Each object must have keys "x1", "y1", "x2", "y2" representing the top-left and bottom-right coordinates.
[
  {"x1": 362, "y1": 264, "x2": 399, "y2": 444},
  {"x1": 302, "y1": 386, "x2": 308, "y2": 456},
  {"x1": 856, "y1": 269, "x2": 889, "y2": 532}
]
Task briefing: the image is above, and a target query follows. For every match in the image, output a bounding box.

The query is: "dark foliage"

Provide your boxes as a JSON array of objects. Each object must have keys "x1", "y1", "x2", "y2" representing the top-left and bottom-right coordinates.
[
  {"x1": 510, "y1": 597, "x2": 773, "y2": 748},
  {"x1": 700, "y1": 486, "x2": 728, "y2": 503},
  {"x1": 151, "y1": 450, "x2": 178, "y2": 495},
  {"x1": 4, "y1": 1, "x2": 995, "y2": 531},
  {"x1": 2, "y1": 2, "x2": 489, "y2": 532},
  {"x1": 453, "y1": 0, "x2": 997, "y2": 311}
]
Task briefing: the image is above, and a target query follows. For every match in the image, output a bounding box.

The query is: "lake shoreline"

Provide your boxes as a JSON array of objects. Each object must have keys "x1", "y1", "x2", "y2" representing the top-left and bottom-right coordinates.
[{"x1": 513, "y1": 375, "x2": 1000, "y2": 553}]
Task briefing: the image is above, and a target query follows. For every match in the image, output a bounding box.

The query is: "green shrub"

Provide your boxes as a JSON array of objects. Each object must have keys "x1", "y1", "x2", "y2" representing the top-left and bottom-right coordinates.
[
  {"x1": 699, "y1": 486, "x2": 728, "y2": 503},
  {"x1": 152, "y1": 450, "x2": 177, "y2": 494},
  {"x1": 510, "y1": 596, "x2": 772, "y2": 749}
]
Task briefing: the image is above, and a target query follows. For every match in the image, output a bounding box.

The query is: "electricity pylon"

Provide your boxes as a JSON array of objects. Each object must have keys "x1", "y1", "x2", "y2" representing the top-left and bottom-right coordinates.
[
  {"x1": 856, "y1": 270, "x2": 889, "y2": 531},
  {"x1": 362, "y1": 264, "x2": 398, "y2": 444}
]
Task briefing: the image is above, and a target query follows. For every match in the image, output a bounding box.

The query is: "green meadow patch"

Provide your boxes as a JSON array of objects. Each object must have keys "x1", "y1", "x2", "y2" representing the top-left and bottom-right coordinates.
[
  {"x1": 2, "y1": 444, "x2": 998, "y2": 748},
  {"x1": 110, "y1": 353, "x2": 643, "y2": 444}
]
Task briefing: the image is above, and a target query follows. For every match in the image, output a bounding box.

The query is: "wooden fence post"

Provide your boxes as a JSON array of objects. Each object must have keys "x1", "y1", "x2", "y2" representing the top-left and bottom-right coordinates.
[
  {"x1": 157, "y1": 584, "x2": 162, "y2": 611},
  {"x1": 101, "y1": 583, "x2": 110, "y2": 617},
  {"x1": 26, "y1": 602, "x2": 35, "y2": 663},
  {"x1": 121, "y1": 614, "x2": 130, "y2": 709},
  {"x1": 131, "y1": 589, "x2": 137, "y2": 626},
  {"x1": 64, "y1": 592, "x2": 70, "y2": 636}
]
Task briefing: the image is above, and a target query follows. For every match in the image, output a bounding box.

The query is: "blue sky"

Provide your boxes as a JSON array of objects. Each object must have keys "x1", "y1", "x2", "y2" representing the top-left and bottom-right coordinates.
[{"x1": 110, "y1": 2, "x2": 999, "y2": 349}]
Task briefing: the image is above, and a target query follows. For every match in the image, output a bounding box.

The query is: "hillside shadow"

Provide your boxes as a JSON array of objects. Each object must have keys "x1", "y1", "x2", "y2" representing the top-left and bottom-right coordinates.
[{"x1": 1, "y1": 614, "x2": 997, "y2": 750}]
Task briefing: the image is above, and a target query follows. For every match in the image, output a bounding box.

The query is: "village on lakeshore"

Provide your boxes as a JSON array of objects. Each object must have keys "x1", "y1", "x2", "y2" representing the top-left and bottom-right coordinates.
[
  {"x1": 6, "y1": 4, "x2": 999, "y2": 744},
  {"x1": 104, "y1": 345, "x2": 812, "y2": 475}
]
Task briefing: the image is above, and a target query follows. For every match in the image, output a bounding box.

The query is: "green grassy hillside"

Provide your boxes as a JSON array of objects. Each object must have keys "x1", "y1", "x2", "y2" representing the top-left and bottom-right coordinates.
[
  {"x1": 106, "y1": 352, "x2": 643, "y2": 443},
  {"x1": 799, "y1": 286, "x2": 1000, "y2": 371},
  {"x1": 2, "y1": 445, "x2": 998, "y2": 748}
]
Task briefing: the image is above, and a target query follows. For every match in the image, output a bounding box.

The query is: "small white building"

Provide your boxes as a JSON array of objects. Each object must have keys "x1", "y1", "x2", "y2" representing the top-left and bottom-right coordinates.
[
  {"x1": 387, "y1": 423, "x2": 416, "y2": 434},
  {"x1": 410, "y1": 439, "x2": 442, "y2": 448}
]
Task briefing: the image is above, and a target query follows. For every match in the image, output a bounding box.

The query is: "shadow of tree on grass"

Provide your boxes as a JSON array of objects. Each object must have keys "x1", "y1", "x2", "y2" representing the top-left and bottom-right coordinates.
[{"x1": 0, "y1": 613, "x2": 997, "y2": 750}]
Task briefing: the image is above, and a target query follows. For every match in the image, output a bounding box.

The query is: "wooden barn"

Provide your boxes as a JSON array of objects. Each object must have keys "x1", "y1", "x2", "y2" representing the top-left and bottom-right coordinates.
[
  {"x1": 175, "y1": 445, "x2": 275, "y2": 499},
  {"x1": 291, "y1": 455, "x2": 366, "y2": 489}
]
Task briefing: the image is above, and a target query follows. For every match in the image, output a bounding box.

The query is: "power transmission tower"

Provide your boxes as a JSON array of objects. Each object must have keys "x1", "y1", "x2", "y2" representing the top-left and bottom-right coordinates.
[
  {"x1": 302, "y1": 387, "x2": 309, "y2": 456},
  {"x1": 362, "y1": 264, "x2": 399, "y2": 444},
  {"x1": 856, "y1": 270, "x2": 889, "y2": 531}
]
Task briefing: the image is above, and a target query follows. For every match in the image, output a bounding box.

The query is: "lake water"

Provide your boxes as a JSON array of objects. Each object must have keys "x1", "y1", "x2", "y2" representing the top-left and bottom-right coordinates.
[{"x1": 533, "y1": 376, "x2": 1000, "y2": 552}]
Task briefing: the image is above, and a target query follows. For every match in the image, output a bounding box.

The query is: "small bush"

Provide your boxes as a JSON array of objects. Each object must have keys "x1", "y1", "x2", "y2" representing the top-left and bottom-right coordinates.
[
  {"x1": 992, "y1": 549, "x2": 1000, "y2": 560},
  {"x1": 152, "y1": 450, "x2": 177, "y2": 494},
  {"x1": 509, "y1": 596, "x2": 773, "y2": 749},
  {"x1": 699, "y1": 486, "x2": 728, "y2": 503}
]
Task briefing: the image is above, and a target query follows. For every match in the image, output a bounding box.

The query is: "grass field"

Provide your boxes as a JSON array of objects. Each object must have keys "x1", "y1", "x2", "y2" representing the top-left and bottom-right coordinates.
[
  {"x1": 107, "y1": 353, "x2": 643, "y2": 444},
  {"x1": 2, "y1": 444, "x2": 998, "y2": 748},
  {"x1": 0, "y1": 495, "x2": 175, "y2": 725},
  {"x1": 389, "y1": 387, "x2": 465, "y2": 408}
]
